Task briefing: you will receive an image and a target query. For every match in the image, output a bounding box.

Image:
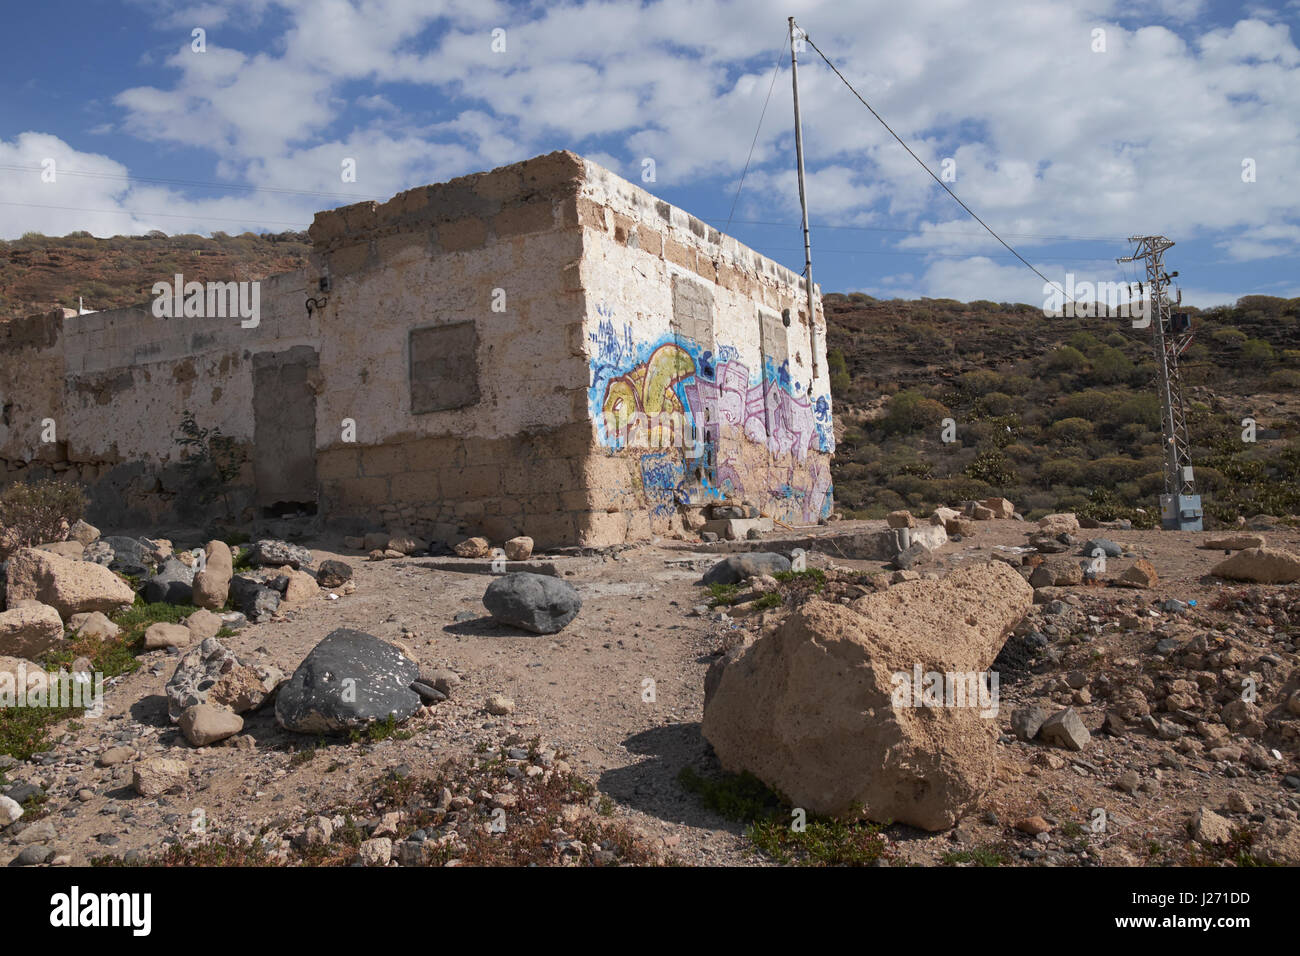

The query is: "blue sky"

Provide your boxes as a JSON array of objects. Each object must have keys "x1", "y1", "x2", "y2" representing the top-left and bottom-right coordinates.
[{"x1": 2, "y1": 0, "x2": 1298, "y2": 307}]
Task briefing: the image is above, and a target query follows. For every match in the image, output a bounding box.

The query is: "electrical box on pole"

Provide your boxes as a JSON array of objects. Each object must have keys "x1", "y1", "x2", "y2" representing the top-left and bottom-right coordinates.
[{"x1": 1117, "y1": 236, "x2": 1202, "y2": 531}]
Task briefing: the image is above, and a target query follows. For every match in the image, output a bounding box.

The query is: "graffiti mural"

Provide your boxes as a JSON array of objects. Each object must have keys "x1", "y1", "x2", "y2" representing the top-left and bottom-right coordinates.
[{"x1": 588, "y1": 310, "x2": 834, "y2": 523}]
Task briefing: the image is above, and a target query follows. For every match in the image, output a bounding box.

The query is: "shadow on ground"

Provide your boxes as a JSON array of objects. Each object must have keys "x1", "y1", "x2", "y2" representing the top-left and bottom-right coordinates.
[{"x1": 598, "y1": 722, "x2": 746, "y2": 832}]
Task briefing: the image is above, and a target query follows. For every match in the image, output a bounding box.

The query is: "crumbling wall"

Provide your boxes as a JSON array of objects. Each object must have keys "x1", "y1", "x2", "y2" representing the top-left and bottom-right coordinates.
[
  {"x1": 0, "y1": 272, "x2": 316, "y2": 527},
  {"x1": 308, "y1": 151, "x2": 595, "y2": 547},
  {"x1": 574, "y1": 158, "x2": 834, "y2": 543}
]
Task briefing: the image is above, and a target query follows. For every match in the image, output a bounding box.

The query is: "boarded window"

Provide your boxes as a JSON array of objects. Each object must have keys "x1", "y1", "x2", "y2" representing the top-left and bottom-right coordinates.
[
  {"x1": 671, "y1": 274, "x2": 715, "y2": 352},
  {"x1": 410, "y1": 321, "x2": 479, "y2": 413}
]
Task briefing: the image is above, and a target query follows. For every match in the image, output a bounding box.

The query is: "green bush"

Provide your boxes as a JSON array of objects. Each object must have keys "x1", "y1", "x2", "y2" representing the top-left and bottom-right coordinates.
[
  {"x1": 1242, "y1": 339, "x2": 1275, "y2": 366},
  {"x1": 1266, "y1": 369, "x2": 1300, "y2": 390},
  {"x1": 0, "y1": 479, "x2": 87, "y2": 553},
  {"x1": 880, "y1": 390, "x2": 949, "y2": 435},
  {"x1": 1049, "y1": 417, "x2": 1093, "y2": 443},
  {"x1": 1046, "y1": 346, "x2": 1086, "y2": 372}
]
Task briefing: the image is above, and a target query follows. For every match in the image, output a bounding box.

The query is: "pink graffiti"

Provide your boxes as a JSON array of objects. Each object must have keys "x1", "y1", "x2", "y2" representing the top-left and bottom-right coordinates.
[{"x1": 683, "y1": 359, "x2": 818, "y2": 462}]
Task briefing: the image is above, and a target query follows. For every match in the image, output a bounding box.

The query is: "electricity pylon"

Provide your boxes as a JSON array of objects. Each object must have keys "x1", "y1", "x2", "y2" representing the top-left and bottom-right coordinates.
[{"x1": 1117, "y1": 235, "x2": 1202, "y2": 531}]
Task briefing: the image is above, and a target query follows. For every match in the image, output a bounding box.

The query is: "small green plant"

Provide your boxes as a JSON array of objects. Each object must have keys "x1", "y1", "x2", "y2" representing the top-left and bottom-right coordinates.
[
  {"x1": 677, "y1": 767, "x2": 887, "y2": 866},
  {"x1": 705, "y1": 582, "x2": 743, "y2": 606},
  {"x1": 942, "y1": 845, "x2": 1009, "y2": 866},
  {"x1": 174, "y1": 410, "x2": 247, "y2": 518}
]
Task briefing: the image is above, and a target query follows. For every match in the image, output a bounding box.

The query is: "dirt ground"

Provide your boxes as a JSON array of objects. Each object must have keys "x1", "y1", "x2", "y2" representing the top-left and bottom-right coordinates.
[{"x1": 4, "y1": 516, "x2": 1299, "y2": 867}]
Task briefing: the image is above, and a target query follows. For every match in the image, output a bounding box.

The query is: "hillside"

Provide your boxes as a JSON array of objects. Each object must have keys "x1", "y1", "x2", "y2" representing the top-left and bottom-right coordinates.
[
  {"x1": 0, "y1": 231, "x2": 310, "y2": 318},
  {"x1": 824, "y1": 292, "x2": 1300, "y2": 526},
  {"x1": 3, "y1": 231, "x2": 1297, "y2": 527}
]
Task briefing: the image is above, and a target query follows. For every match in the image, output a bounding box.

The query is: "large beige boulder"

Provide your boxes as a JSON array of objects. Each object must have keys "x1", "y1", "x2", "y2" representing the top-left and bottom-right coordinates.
[
  {"x1": 1210, "y1": 547, "x2": 1300, "y2": 584},
  {"x1": 132, "y1": 758, "x2": 190, "y2": 796},
  {"x1": 4, "y1": 548, "x2": 134, "y2": 619},
  {"x1": 192, "y1": 540, "x2": 233, "y2": 609},
  {"x1": 981, "y1": 497, "x2": 1015, "y2": 519},
  {"x1": 1037, "y1": 513, "x2": 1080, "y2": 535},
  {"x1": 0, "y1": 604, "x2": 65, "y2": 658},
  {"x1": 280, "y1": 568, "x2": 318, "y2": 606},
  {"x1": 0, "y1": 655, "x2": 48, "y2": 696},
  {"x1": 702, "y1": 562, "x2": 1032, "y2": 830},
  {"x1": 34, "y1": 541, "x2": 85, "y2": 560}
]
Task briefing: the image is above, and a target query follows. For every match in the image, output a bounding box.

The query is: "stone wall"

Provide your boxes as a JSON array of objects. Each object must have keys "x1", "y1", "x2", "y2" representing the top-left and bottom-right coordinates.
[
  {"x1": 572, "y1": 157, "x2": 834, "y2": 542},
  {"x1": 0, "y1": 150, "x2": 832, "y2": 547}
]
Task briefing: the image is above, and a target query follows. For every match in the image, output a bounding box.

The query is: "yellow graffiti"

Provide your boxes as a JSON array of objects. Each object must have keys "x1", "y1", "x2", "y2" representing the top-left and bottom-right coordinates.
[{"x1": 602, "y1": 343, "x2": 695, "y2": 446}]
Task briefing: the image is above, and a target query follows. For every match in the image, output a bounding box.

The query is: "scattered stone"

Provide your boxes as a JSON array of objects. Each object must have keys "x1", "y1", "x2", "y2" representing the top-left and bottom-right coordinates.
[
  {"x1": 1210, "y1": 547, "x2": 1300, "y2": 584},
  {"x1": 132, "y1": 758, "x2": 190, "y2": 797},
  {"x1": 359, "y1": 837, "x2": 393, "y2": 866},
  {"x1": 702, "y1": 562, "x2": 1033, "y2": 830},
  {"x1": 0, "y1": 794, "x2": 22, "y2": 826},
  {"x1": 1191, "y1": 806, "x2": 1232, "y2": 845},
  {"x1": 886, "y1": 510, "x2": 915, "y2": 529},
  {"x1": 184, "y1": 608, "x2": 222, "y2": 641},
  {"x1": 274, "y1": 629, "x2": 421, "y2": 734},
  {"x1": 4, "y1": 547, "x2": 135, "y2": 618},
  {"x1": 1081, "y1": 538, "x2": 1122, "y2": 558},
  {"x1": 454, "y1": 537, "x2": 492, "y2": 558},
  {"x1": 141, "y1": 556, "x2": 196, "y2": 604},
  {"x1": 97, "y1": 746, "x2": 134, "y2": 767},
  {"x1": 246, "y1": 539, "x2": 312, "y2": 569},
  {"x1": 69, "y1": 611, "x2": 119, "y2": 641},
  {"x1": 178, "y1": 704, "x2": 244, "y2": 746},
  {"x1": 981, "y1": 497, "x2": 1015, "y2": 519},
  {"x1": 100, "y1": 536, "x2": 152, "y2": 577},
  {"x1": 143, "y1": 622, "x2": 191, "y2": 650},
  {"x1": 1015, "y1": 816, "x2": 1052, "y2": 835},
  {"x1": 701, "y1": 552, "x2": 792, "y2": 586},
  {"x1": 15, "y1": 845, "x2": 54, "y2": 866},
  {"x1": 485, "y1": 694, "x2": 515, "y2": 716},
  {"x1": 1039, "y1": 707, "x2": 1091, "y2": 751},
  {"x1": 1011, "y1": 705, "x2": 1049, "y2": 742},
  {"x1": 503, "y1": 536, "x2": 534, "y2": 561},
  {"x1": 482, "y1": 572, "x2": 582, "y2": 634},
  {"x1": 69, "y1": 519, "x2": 100, "y2": 546},
  {"x1": 316, "y1": 559, "x2": 352, "y2": 589},
  {"x1": 165, "y1": 637, "x2": 283, "y2": 721},
  {"x1": 35, "y1": 540, "x2": 85, "y2": 559},
  {"x1": 229, "y1": 574, "x2": 281, "y2": 623},
  {"x1": 0, "y1": 603, "x2": 64, "y2": 658},
  {"x1": 419, "y1": 667, "x2": 460, "y2": 697},
  {"x1": 1037, "y1": 513, "x2": 1080, "y2": 535},
  {"x1": 1116, "y1": 770, "x2": 1140, "y2": 794},
  {"x1": 1116, "y1": 559, "x2": 1158, "y2": 589},
  {"x1": 280, "y1": 569, "x2": 319, "y2": 606},
  {"x1": 192, "y1": 540, "x2": 234, "y2": 610},
  {"x1": 386, "y1": 535, "x2": 425, "y2": 556}
]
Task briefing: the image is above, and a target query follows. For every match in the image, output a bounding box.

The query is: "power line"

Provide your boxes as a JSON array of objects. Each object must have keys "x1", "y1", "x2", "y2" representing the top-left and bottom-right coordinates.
[
  {"x1": 800, "y1": 29, "x2": 1082, "y2": 303},
  {"x1": 725, "y1": 32, "x2": 790, "y2": 233},
  {"x1": 723, "y1": 218, "x2": 1124, "y2": 242},
  {"x1": 0, "y1": 199, "x2": 307, "y2": 228},
  {"x1": 0, "y1": 162, "x2": 386, "y2": 204}
]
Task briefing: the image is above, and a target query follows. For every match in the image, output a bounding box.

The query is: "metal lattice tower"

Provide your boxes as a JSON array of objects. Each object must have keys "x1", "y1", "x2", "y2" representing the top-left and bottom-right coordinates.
[{"x1": 1117, "y1": 235, "x2": 1202, "y2": 531}]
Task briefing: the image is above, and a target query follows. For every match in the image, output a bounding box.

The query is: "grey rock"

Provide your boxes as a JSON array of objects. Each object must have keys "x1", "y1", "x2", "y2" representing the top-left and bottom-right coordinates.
[
  {"x1": 1011, "y1": 705, "x2": 1050, "y2": 741},
  {"x1": 15, "y1": 845, "x2": 54, "y2": 866},
  {"x1": 83, "y1": 541, "x2": 114, "y2": 567},
  {"x1": 101, "y1": 536, "x2": 152, "y2": 577},
  {"x1": 410, "y1": 681, "x2": 446, "y2": 703},
  {"x1": 275, "y1": 628, "x2": 422, "y2": 734},
  {"x1": 700, "y1": 552, "x2": 792, "y2": 586},
  {"x1": 482, "y1": 572, "x2": 582, "y2": 634},
  {"x1": 1040, "y1": 707, "x2": 1091, "y2": 751},
  {"x1": 1081, "y1": 538, "x2": 1122, "y2": 558},
  {"x1": 165, "y1": 637, "x2": 282, "y2": 721},
  {"x1": 141, "y1": 556, "x2": 196, "y2": 605},
  {"x1": 891, "y1": 542, "x2": 932, "y2": 571},
  {"x1": 246, "y1": 539, "x2": 312, "y2": 569},
  {"x1": 229, "y1": 574, "x2": 281, "y2": 622}
]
